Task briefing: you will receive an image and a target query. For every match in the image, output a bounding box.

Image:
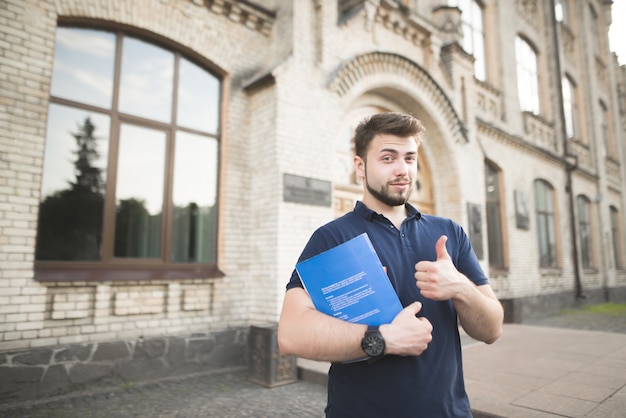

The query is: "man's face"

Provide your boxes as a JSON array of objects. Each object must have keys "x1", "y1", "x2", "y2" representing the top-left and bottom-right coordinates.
[{"x1": 355, "y1": 134, "x2": 418, "y2": 207}]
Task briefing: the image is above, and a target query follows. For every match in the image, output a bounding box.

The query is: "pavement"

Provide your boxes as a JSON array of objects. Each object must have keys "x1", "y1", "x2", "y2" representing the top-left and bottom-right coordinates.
[{"x1": 1, "y1": 306, "x2": 625, "y2": 418}]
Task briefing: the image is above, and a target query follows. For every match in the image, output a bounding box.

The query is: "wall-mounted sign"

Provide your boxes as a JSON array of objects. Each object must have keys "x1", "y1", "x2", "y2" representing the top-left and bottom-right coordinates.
[{"x1": 283, "y1": 173, "x2": 331, "y2": 207}]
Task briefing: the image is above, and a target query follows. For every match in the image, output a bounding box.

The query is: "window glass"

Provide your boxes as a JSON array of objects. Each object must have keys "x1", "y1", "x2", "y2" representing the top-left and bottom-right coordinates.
[
  {"x1": 177, "y1": 58, "x2": 220, "y2": 134},
  {"x1": 36, "y1": 104, "x2": 110, "y2": 261},
  {"x1": 516, "y1": 37, "x2": 540, "y2": 114},
  {"x1": 171, "y1": 132, "x2": 219, "y2": 263},
  {"x1": 113, "y1": 124, "x2": 166, "y2": 258},
  {"x1": 577, "y1": 196, "x2": 592, "y2": 268},
  {"x1": 119, "y1": 37, "x2": 174, "y2": 123},
  {"x1": 450, "y1": 0, "x2": 486, "y2": 81},
  {"x1": 534, "y1": 180, "x2": 557, "y2": 267},
  {"x1": 610, "y1": 206, "x2": 623, "y2": 268},
  {"x1": 485, "y1": 163, "x2": 504, "y2": 268},
  {"x1": 555, "y1": 0, "x2": 568, "y2": 24},
  {"x1": 39, "y1": 26, "x2": 221, "y2": 278},
  {"x1": 562, "y1": 76, "x2": 578, "y2": 140},
  {"x1": 50, "y1": 28, "x2": 115, "y2": 109},
  {"x1": 589, "y1": 6, "x2": 600, "y2": 56}
]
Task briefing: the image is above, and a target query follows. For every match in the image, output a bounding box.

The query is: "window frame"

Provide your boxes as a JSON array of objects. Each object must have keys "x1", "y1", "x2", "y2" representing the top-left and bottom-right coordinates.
[
  {"x1": 449, "y1": 0, "x2": 487, "y2": 81},
  {"x1": 554, "y1": 0, "x2": 569, "y2": 26},
  {"x1": 515, "y1": 36, "x2": 540, "y2": 114},
  {"x1": 484, "y1": 161, "x2": 507, "y2": 270},
  {"x1": 35, "y1": 23, "x2": 226, "y2": 282},
  {"x1": 534, "y1": 179, "x2": 559, "y2": 269},
  {"x1": 562, "y1": 75, "x2": 579, "y2": 141},
  {"x1": 610, "y1": 206, "x2": 624, "y2": 269},
  {"x1": 576, "y1": 195, "x2": 594, "y2": 269}
]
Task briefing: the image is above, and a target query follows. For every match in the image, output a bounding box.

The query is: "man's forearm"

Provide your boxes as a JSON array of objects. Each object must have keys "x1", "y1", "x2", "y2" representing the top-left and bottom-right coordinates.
[
  {"x1": 277, "y1": 288, "x2": 368, "y2": 362},
  {"x1": 453, "y1": 284, "x2": 503, "y2": 344}
]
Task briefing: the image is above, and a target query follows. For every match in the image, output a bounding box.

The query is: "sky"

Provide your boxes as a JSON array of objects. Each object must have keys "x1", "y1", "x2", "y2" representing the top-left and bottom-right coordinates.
[{"x1": 609, "y1": 0, "x2": 626, "y2": 65}]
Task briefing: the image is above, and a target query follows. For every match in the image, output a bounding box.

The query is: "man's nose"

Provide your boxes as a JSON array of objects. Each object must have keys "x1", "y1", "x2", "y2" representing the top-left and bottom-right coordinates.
[{"x1": 395, "y1": 160, "x2": 409, "y2": 175}]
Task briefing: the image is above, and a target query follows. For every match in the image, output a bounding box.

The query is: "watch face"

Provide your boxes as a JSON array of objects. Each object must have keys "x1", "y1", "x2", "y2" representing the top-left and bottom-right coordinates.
[{"x1": 362, "y1": 333, "x2": 384, "y2": 357}]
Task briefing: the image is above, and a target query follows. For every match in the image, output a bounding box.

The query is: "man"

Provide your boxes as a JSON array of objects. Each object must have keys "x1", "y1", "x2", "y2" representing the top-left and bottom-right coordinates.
[{"x1": 278, "y1": 112, "x2": 503, "y2": 417}]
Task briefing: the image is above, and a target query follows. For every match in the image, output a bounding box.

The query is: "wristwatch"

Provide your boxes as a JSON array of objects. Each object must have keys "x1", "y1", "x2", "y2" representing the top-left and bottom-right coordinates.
[{"x1": 361, "y1": 325, "x2": 385, "y2": 358}]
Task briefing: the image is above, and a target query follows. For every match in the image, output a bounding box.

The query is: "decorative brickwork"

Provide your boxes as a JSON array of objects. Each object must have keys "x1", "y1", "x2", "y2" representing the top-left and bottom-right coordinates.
[
  {"x1": 206, "y1": 0, "x2": 275, "y2": 35},
  {"x1": 328, "y1": 52, "x2": 468, "y2": 144}
]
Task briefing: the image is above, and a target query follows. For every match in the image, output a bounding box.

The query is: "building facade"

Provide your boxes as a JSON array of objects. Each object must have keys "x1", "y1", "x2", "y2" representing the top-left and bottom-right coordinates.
[{"x1": 1, "y1": 0, "x2": 625, "y2": 400}]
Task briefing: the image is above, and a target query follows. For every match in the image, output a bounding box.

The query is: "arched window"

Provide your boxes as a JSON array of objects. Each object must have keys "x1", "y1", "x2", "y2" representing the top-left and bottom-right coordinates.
[
  {"x1": 449, "y1": 0, "x2": 486, "y2": 81},
  {"x1": 515, "y1": 36, "x2": 540, "y2": 114},
  {"x1": 36, "y1": 26, "x2": 222, "y2": 280},
  {"x1": 576, "y1": 195, "x2": 593, "y2": 268},
  {"x1": 562, "y1": 75, "x2": 579, "y2": 141},
  {"x1": 555, "y1": 0, "x2": 569, "y2": 26},
  {"x1": 485, "y1": 161, "x2": 505, "y2": 269},
  {"x1": 534, "y1": 180, "x2": 558, "y2": 268}
]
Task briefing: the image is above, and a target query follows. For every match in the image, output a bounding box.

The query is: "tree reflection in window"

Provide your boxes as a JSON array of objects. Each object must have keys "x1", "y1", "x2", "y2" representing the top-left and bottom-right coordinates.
[{"x1": 36, "y1": 116, "x2": 105, "y2": 260}]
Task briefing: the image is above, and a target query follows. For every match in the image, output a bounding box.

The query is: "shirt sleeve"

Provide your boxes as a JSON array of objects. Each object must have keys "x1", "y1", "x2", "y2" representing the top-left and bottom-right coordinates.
[{"x1": 451, "y1": 220, "x2": 489, "y2": 286}]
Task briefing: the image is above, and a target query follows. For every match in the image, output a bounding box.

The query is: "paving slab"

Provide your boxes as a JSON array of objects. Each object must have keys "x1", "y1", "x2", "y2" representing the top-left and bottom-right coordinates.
[{"x1": 463, "y1": 324, "x2": 626, "y2": 418}]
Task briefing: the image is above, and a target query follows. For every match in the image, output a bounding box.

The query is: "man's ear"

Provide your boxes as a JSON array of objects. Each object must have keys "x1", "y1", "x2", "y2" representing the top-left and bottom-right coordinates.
[{"x1": 354, "y1": 155, "x2": 365, "y2": 179}]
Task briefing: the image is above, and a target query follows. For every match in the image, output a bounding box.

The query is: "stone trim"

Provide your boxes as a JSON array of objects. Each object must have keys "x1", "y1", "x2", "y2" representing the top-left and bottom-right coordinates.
[
  {"x1": 205, "y1": 0, "x2": 276, "y2": 36},
  {"x1": 328, "y1": 51, "x2": 468, "y2": 143}
]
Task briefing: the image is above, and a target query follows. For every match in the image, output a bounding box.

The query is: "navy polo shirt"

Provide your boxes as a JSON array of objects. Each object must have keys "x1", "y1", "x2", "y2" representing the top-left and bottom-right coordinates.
[{"x1": 287, "y1": 201, "x2": 488, "y2": 418}]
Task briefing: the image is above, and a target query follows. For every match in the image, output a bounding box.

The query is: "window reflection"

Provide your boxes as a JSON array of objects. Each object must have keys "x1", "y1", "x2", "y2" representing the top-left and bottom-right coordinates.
[
  {"x1": 534, "y1": 180, "x2": 557, "y2": 267},
  {"x1": 39, "y1": 26, "x2": 222, "y2": 274},
  {"x1": 577, "y1": 196, "x2": 592, "y2": 268},
  {"x1": 36, "y1": 104, "x2": 110, "y2": 261},
  {"x1": 171, "y1": 132, "x2": 218, "y2": 263},
  {"x1": 451, "y1": 0, "x2": 486, "y2": 81},
  {"x1": 114, "y1": 124, "x2": 165, "y2": 258},
  {"x1": 51, "y1": 27, "x2": 115, "y2": 109},
  {"x1": 178, "y1": 59, "x2": 220, "y2": 134},
  {"x1": 516, "y1": 37, "x2": 540, "y2": 114},
  {"x1": 119, "y1": 37, "x2": 174, "y2": 123}
]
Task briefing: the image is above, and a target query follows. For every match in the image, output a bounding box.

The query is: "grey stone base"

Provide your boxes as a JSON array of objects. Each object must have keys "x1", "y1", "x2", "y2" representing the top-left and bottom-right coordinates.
[
  {"x1": 500, "y1": 286, "x2": 626, "y2": 323},
  {"x1": 0, "y1": 327, "x2": 248, "y2": 404}
]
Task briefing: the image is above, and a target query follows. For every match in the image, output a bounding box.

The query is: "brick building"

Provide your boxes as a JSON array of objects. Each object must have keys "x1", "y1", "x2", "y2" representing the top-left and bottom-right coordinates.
[{"x1": 1, "y1": 0, "x2": 625, "y2": 401}]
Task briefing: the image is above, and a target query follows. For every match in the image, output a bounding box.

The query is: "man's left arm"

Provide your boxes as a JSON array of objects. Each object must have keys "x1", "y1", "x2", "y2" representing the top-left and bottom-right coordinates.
[
  {"x1": 450, "y1": 283, "x2": 503, "y2": 344},
  {"x1": 415, "y1": 235, "x2": 503, "y2": 344}
]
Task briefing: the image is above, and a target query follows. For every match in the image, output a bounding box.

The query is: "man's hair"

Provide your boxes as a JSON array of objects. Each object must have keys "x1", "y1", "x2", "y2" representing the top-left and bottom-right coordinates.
[{"x1": 353, "y1": 112, "x2": 426, "y2": 159}]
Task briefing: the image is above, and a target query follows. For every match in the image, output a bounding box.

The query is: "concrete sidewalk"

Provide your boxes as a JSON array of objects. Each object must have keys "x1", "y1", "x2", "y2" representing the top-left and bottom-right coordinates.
[
  {"x1": 299, "y1": 324, "x2": 626, "y2": 418},
  {"x1": 1, "y1": 324, "x2": 625, "y2": 417},
  {"x1": 463, "y1": 324, "x2": 626, "y2": 418}
]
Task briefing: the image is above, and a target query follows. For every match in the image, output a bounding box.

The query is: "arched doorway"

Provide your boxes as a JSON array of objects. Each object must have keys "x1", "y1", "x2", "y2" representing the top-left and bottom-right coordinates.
[{"x1": 333, "y1": 106, "x2": 434, "y2": 218}]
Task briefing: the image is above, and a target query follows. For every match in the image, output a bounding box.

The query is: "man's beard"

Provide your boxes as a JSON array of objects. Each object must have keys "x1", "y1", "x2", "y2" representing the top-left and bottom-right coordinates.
[{"x1": 365, "y1": 177, "x2": 412, "y2": 207}]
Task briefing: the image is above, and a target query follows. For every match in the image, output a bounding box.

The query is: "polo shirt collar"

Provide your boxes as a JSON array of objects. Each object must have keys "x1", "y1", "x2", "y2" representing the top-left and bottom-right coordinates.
[{"x1": 354, "y1": 200, "x2": 422, "y2": 221}]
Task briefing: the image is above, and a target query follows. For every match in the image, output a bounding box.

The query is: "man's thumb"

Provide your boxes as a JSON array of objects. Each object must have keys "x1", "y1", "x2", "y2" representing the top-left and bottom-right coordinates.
[
  {"x1": 436, "y1": 235, "x2": 450, "y2": 260},
  {"x1": 408, "y1": 301, "x2": 423, "y2": 315}
]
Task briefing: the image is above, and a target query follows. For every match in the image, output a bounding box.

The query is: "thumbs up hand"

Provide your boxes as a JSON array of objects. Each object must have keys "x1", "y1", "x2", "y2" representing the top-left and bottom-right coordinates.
[{"x1": 414, "y1": 235, "x2": 469, "y2": 301}]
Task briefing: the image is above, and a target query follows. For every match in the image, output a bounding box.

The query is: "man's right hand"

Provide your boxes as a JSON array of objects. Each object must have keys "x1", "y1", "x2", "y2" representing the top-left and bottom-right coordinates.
[{"x1": 380, "y1": 302, "x2": 432, "y2": 356}]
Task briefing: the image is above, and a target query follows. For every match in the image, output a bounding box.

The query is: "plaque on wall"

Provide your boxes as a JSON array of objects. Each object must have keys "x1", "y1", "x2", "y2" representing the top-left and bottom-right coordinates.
[{"x1": 283, "y1": 173, "x2": 331, "y2": 207}]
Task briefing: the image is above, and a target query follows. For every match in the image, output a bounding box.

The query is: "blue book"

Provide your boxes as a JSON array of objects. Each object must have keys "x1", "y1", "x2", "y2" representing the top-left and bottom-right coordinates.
[{"x1": 296, "y1": 233, "x2": 402, "y2": 326}]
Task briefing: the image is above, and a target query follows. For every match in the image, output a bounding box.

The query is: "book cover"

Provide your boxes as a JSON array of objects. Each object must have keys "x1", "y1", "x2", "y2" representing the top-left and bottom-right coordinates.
[{"x1": 296, "y1": 233, "x2": 402, "y2": 326}]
